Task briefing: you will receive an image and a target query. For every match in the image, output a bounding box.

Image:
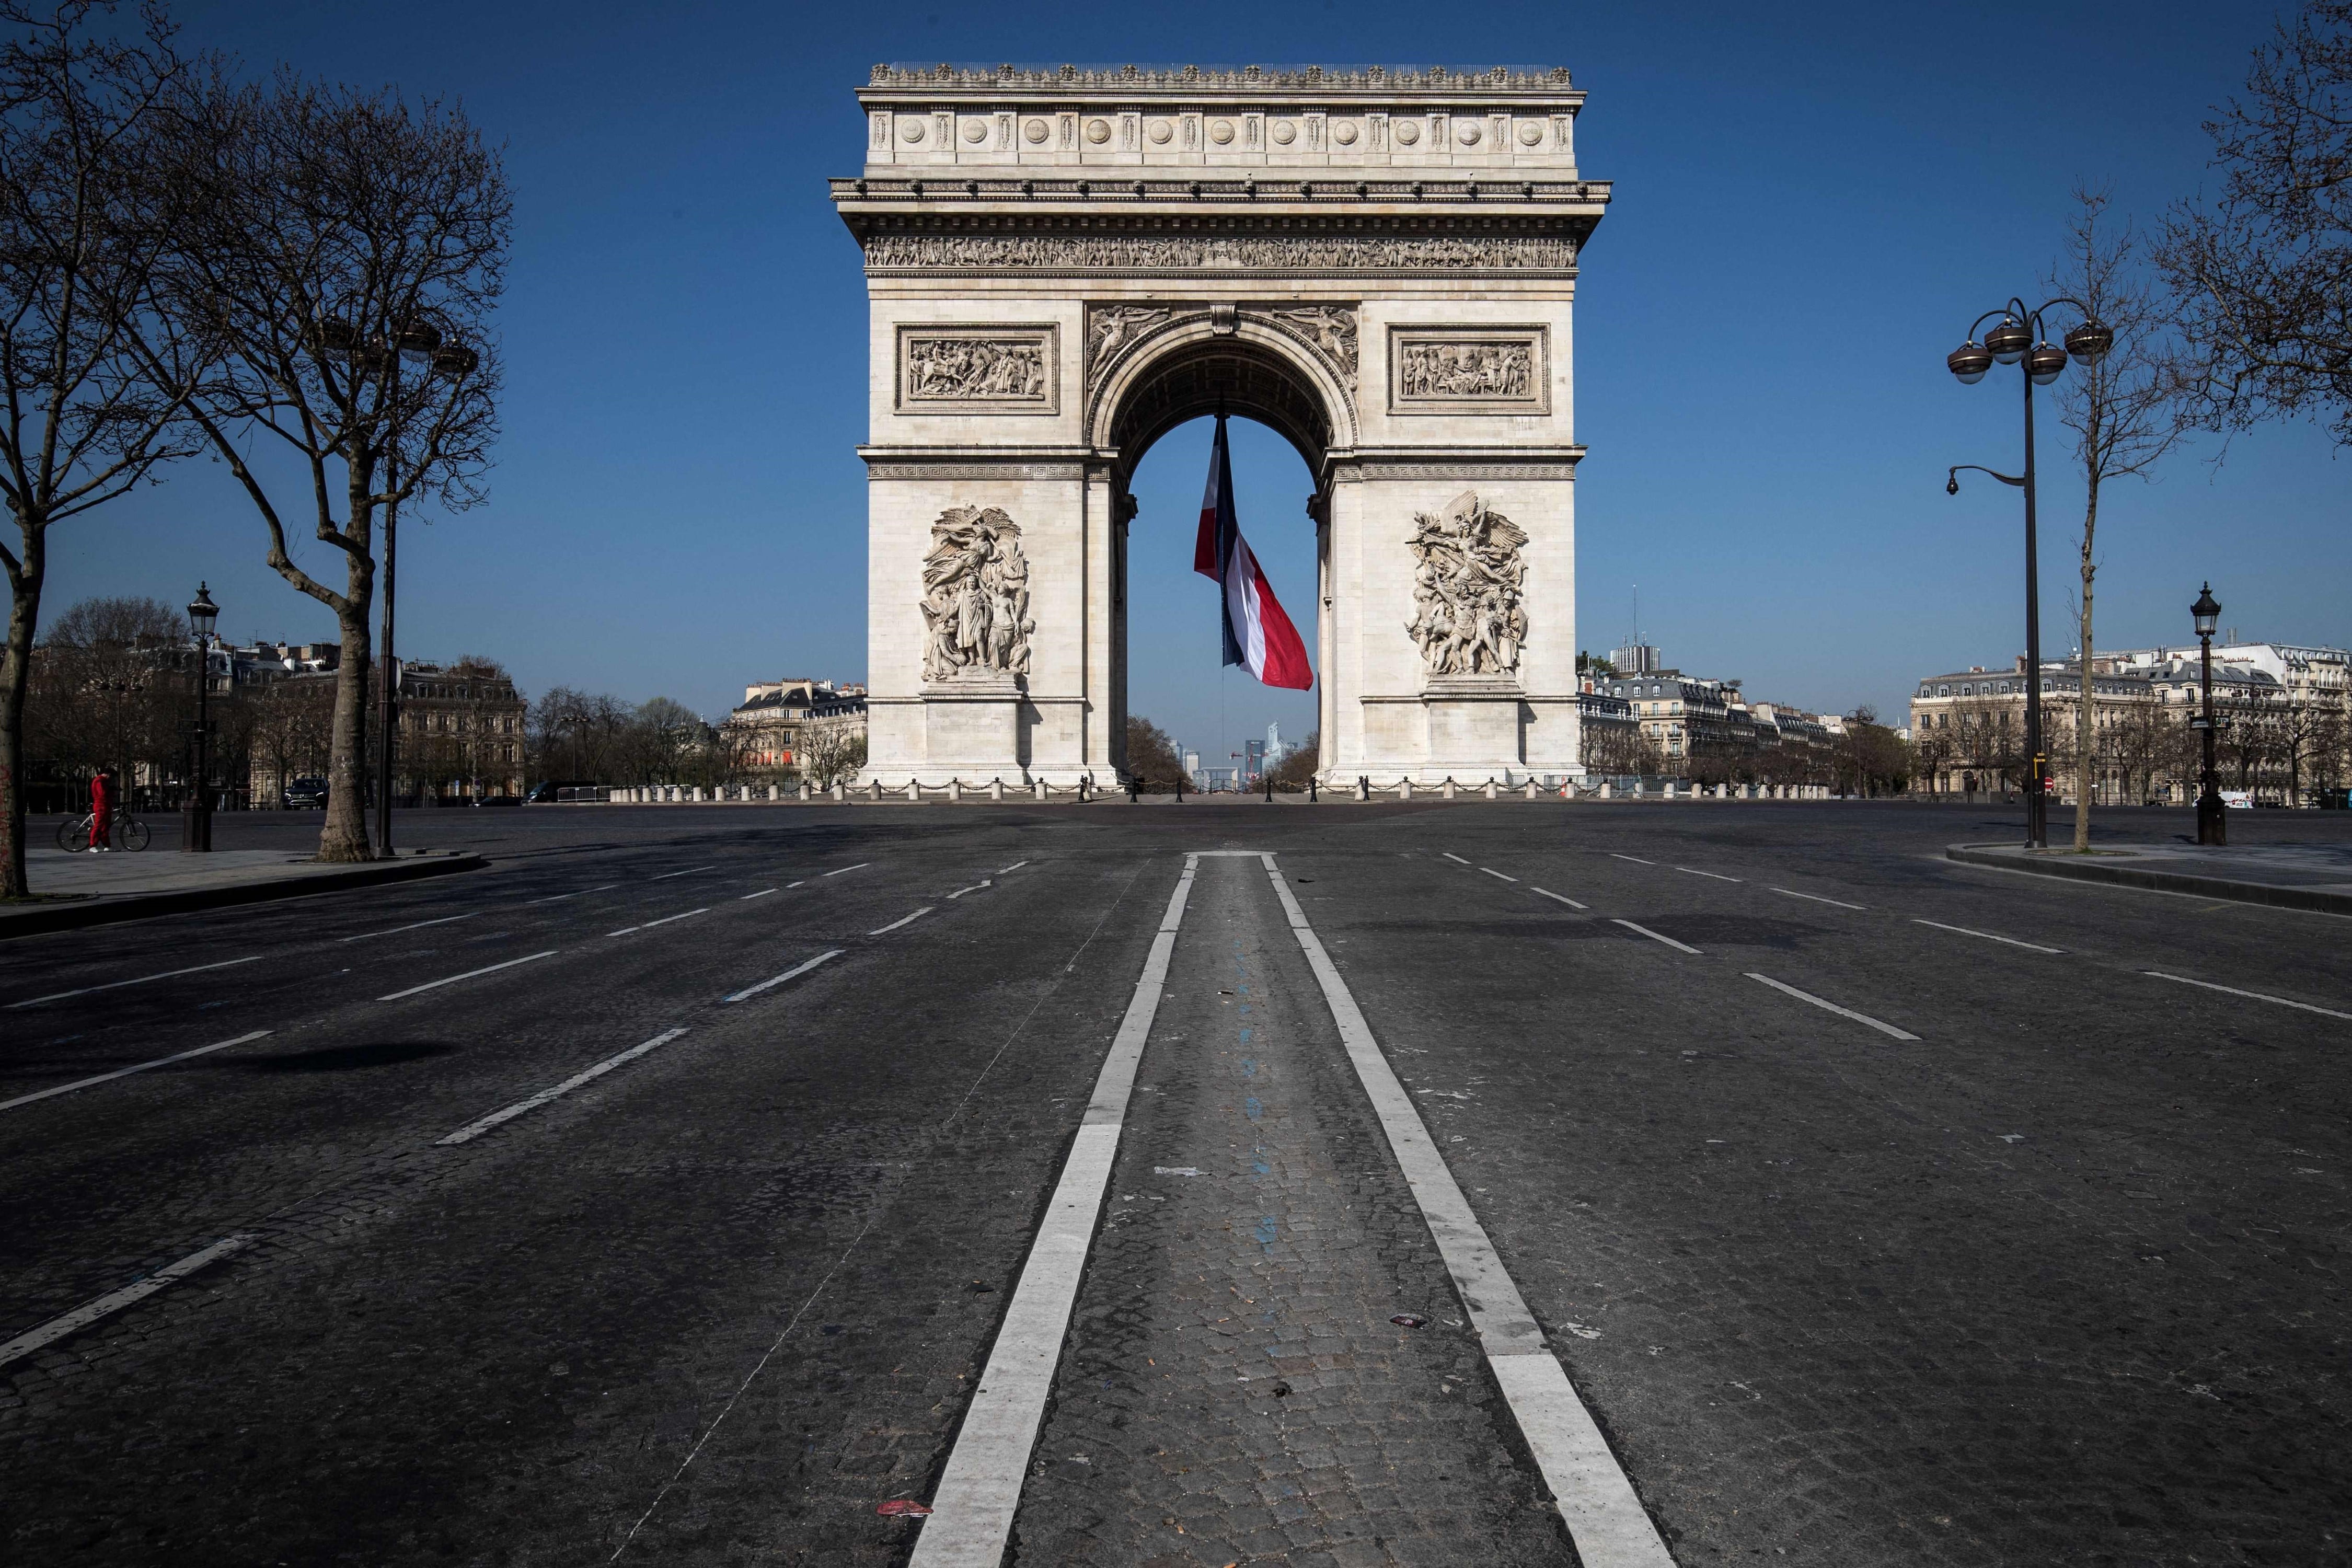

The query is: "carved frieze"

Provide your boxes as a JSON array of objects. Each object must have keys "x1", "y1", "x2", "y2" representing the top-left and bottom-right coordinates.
[
  {"x1": 1388, "y1": 326, "x2": 1548, "y2": 412},
  {"x1": 1406, "y1": 492, "x2": 1529, "y2": 677},
  {"x1": 1084, "y1": 302, "x2": 1359, "y2": 395},
  {"x1": 896, "y1": 326, "x2": 1058, "y2": 413},
  {"x1": 921, "y1": 506, "x2": 1035, "y2": 683},
  {"x1": 863, "y1": 232, "x2": 1579, "y2": 274},
  {"x1": 1086, "y1": 305, "x2": 1172, "y2": 377},
  {"x1": 1266, "y1": 306, "x2": 1358, "y2": 382}
]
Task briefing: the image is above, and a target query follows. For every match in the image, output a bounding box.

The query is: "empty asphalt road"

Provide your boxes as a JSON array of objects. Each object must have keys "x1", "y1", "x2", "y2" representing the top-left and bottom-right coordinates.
[{"x1": 2, "y1": 800, "x2": 2345, "y2": 1566}]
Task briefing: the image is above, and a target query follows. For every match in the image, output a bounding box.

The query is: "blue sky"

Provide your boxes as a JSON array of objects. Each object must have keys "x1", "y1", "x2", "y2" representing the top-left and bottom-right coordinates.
[{"x1": 41, "y1": 1, "x2": 2344, "y2": 766}]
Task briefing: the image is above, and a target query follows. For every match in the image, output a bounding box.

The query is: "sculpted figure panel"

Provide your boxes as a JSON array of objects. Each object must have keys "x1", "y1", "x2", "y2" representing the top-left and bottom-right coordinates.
[
  {"x1": 921, "y1": 507, "x2": 1035, "y2": 683},
  {"x1": 864, "y1": 232, "x2": 1579, "y2": 273},
  {"x1": 1267, "y1": 305, "x2": 1359, "y2": 382},
  {"x1": 898, "y1": 329, "x2": 1057, "y2": 410},
  {"x1": 1406, "y1": 492, "x2": 1530, "y2": 678},
  {"x1": 1399, "y1": 340, "x2": 1534, "y2": 400}
]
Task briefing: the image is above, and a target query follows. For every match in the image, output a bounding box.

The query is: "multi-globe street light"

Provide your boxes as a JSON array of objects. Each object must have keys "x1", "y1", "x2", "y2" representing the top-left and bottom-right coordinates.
[
  {"x1": 2192, "y1": 582, "x2": 2226, "y2": 846},
  {"x1": 1943, "y1": 296, "x2": 2112, "y2": 849},
  {"x1": 182, "y1": 582, "x2": 219, "y2": 852}
]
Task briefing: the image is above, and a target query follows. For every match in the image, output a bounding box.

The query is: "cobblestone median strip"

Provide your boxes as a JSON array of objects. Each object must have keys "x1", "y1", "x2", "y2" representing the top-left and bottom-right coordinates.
[
  {"x1": 908, "y1": 855, "x2": 1197, "y2": 1568},
  {"x1": 1261, "y1": 855, "x2": 1678, "y2": 1568},
  {"x1": 0, "y1": 1234, "x2": 255, "y2": 1371}
]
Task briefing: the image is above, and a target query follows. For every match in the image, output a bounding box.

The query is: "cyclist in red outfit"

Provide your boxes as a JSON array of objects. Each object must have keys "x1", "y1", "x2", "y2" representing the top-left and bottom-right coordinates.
[{"x1": 88, "y1": 768, "x2": 113, "y2": 851}]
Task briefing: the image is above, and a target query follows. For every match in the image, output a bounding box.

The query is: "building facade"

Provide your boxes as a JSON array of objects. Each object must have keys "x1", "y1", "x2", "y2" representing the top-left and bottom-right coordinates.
[
  {"x1": 393, "y1": 659, "x2": 527, "y2": 800},
  {"x1": 722, "y1": 679, "x2": 871, "y2": 781}
]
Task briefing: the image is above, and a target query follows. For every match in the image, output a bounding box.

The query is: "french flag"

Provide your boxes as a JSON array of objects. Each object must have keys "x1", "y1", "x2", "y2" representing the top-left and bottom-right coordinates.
[{"x1": 1193, "y1": 414, "x2": 1314, "y2": 691}]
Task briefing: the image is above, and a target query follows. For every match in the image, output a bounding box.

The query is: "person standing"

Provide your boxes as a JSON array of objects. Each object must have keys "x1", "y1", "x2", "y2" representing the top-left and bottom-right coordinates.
[{"x1": 88, "y1": 767, "x2": 113, "y2": 851}]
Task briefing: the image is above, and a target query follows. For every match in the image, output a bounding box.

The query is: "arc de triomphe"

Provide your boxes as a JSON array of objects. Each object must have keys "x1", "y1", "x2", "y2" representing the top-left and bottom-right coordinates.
[{"x1": 833, "y1": 64, "x2": 1609, "y2": 787}]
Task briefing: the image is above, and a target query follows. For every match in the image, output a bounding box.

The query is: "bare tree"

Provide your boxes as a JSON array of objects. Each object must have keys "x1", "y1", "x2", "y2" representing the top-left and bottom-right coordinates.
[
  {"x1": 794, "y1": 719, "x2": 865, "y2": 791},
  {"x1": 0, "y1": 2, "x2": 206, "y2": 896},
  {"x1": 2158, "y1": 0, "x2": 2352, "y2": 443},
  {"x1": 157, "y1": 74, "x2": 505, "y2": 860}
]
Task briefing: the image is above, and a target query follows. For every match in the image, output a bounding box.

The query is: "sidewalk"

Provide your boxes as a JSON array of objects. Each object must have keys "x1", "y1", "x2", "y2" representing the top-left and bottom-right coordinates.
[
  {"x1": 3, "y1": 845, "x2": 485, "y2": 938},
  {"x1": 1947, "y1": 840, "x2": 2352, "y2": 915}
]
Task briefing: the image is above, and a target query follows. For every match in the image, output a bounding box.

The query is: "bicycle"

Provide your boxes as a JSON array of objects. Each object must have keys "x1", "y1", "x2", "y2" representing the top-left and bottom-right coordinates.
[{"x1": 56, "y1": 811, "x2": 150, "y2": 852}]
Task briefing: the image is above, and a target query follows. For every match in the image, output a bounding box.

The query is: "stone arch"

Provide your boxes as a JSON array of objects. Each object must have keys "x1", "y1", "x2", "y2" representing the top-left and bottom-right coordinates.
[{"x1": 1086, "y1": 310, "x2": 1358, "y2": 488}]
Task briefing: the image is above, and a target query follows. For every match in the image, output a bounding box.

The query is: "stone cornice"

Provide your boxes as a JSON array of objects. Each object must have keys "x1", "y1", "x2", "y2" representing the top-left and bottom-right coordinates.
[
  {"x1": 864, "y1": 63, "x2": 1579, "y2": 97},
  {"x1": 832, "y1": 177, "x2": 1611, "y2": 210}
]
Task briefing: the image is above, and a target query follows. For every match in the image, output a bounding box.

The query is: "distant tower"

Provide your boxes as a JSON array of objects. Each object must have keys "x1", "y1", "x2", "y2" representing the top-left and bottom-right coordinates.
[{"x1": 1612, "y1": 582, "x2": 1660, "y2": 673}]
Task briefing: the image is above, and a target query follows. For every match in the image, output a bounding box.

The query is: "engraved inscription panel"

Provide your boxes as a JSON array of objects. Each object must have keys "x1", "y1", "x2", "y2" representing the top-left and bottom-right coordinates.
[
  {"x1": 1388, "y1": 327, "x2": 1548, "y2": 413},
  {"x1": 896, "y1": 326, "x2": 1059, "y2": 413}
]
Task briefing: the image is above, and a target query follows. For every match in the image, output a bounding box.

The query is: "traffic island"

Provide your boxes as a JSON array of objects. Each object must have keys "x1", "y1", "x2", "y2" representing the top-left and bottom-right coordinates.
[
  {"x1": 1946, "y1": 841, "x2": 2352, "y2": 916},
  {"x1": 1, "y1": 847, "x2": 487, "y2": 938}
]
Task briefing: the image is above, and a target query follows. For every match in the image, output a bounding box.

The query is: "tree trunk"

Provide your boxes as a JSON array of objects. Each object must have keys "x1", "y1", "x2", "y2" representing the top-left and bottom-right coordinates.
[
  {"x1": 2073, "y1": 488, "x2": 2099, "y2": 850},
  {"x1": 318, "y1": 596, "x2": 374, "y2": 862},
  {"x1": 1, "y1": 517, "x2": 45, "y2": 900}
]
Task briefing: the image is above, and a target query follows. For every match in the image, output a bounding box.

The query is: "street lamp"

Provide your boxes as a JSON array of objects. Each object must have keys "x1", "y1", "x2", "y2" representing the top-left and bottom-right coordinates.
[
  {"x1": 319, "y1": 315, "x2": 478, "y2": 855},
  {"x1": 2192, "y1": 582, "x2": 2225, "y2": 845},
  {"x1": 182, "y1": 582, "x2": 219, "y2": 852},
  {"x1": 1944, "y1": 294, "x2": 2111, "y2": 849}
]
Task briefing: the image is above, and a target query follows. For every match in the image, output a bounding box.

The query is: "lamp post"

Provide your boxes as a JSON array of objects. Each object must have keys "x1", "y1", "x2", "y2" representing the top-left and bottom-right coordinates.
[
  {"x1": 181, "y1": 583, "x2": 218, "y2": 852},
  {"x1": 1944, "y1": 295, "x2": 2112, "y2": 849},
  {"x1": 2192, "y1": 582, "x2": 2225, "y2": 845}
]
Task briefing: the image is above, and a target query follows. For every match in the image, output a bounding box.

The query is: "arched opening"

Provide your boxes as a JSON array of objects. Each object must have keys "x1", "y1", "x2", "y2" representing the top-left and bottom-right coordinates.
[{"x1": 1092, "y1": 323, "x2": 1354, "y2": 786}]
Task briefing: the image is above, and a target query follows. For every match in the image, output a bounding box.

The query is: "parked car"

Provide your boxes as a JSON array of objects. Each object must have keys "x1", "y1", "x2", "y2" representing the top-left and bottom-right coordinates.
[
  {"x1": 282, "y1": 776, "x2": 329, "y2": 810},
  {"x1": 470, "y1": 793, "x2": 522, "y2": 807},
  {"x1": 526, "y1": 780, "x2": 599, "y2": 803}
]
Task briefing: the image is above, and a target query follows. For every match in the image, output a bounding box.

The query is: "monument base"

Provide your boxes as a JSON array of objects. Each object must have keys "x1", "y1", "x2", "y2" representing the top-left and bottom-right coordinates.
[{"x1": 1416, "y1": 674, "x2": 1526, "y2": 785}]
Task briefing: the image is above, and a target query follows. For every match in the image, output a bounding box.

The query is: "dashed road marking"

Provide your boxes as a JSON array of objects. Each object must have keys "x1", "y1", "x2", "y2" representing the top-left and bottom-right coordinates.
[
  {"x1": 1612, "y1": 919, "x2": 1700, "y2": 954},
  {"x1": 438, "y1": 1028, "x2": 691, "y2": 1146},
  {"x1": 721, "y1": 950, "x2": 842, "y2": 1004},
  {"x1": 2144, "y1": 971, "x2": 2352, "y2": 1020},
  {"x1": 608, "y1": 908, "x2": 709, "y2": 937},
  {"x1": 1676, "y1": 867, "x2": 1741, "y2": 883},
  {"x1": 340, "y1": 913, "x2": 475, "y2": 942},
  {"x1": 1442, "y1": 852, "x2": 1471, "y2": 864},
  {"x1": 1911, "y1": 917, "x2": 2063, "y2": 954},
  {"x1": 7, "y1": 955, "x2": 263, "y2": 1011},
  {"x1": 786, "y1": 880, "x2": 805, "y2": 889},
  {"x1": 652, "y1": 865, "x2": 715, "y2": 880},
  {"x1": 824, "y1": 862, "x2": 870, "y2": 877},
  {"x1": 0, "y1": 1234, "x2": 255, "y2": 1370},
  {"x1": 741, "y1": 889, "x2": 778, "y2": 901},
  {"x1": 869, "y1": 908, "x2": 932, "y2": 936},
  {"x1": 0, "y1": 1030, "x2": 272, "y2": 1113},
  {"x1": 997, "y1": 860, "x2": 1029, "y2": 874},
  {"x1": 1532, "y1": 887, "x2": 1589, "y2": 910},
  {"x1": 1480, "y1": 867, "x2": 1519, "y2": 883},
  {"x1": 377, "y1": 951, "x2": 556, "y2": 1002},
  {"x1": 1262, "y1": 855, "x2": 1675, "y2": 1568},
  {"x1": 908, "y1": 857, "x2": 1197, "y2": 1567},
  {"x1": 1747, "y1": 973, "x2": 1919, "y2": 1040},
  {"x1": 946, "y1": 879, "x2": 993, "y2": 900},
  {"x1": 1610, "y1": 854, "x2": 1654, "y2": 866},
  {"x1": 523, "y1": 883, "x2": 618, "y2": 905},
  {"x1": 1770, "y1": 887, "x2": 1866, "y2": 910}
]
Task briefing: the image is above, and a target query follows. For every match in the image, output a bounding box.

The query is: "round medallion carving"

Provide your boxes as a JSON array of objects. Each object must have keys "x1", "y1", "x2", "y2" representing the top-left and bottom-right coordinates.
[
  {"x1": 902, "y1": 121, "x2": 925, "y2": 144},
  {"x1": 1457, "y1": 123, "x2": 1481, "y2": 146},
  {"x1": 1517, "y1": 120, "x2": 1542, "y2": 146},
  {"x1": 1023, "y1": 118, "x2": 1048, "y2": 144},
  {"x1": 1147, "y1": 119, "x2": 1173, "y2": 144},
  {"x1": 1084, "y1": 118, "x2": 1111, "y2": 144},
  {"x1": 1393, "y1": 121, "x2": 1420, "y2": 145},
  {"x1": 1271, "y1": 120, "x2": 1296, "y2": 145},
  {"x1": 1208, "y1": 118, "x2": 1235, "y2": 144},
  {"x1": 1332, "y1": 121, "x2": 1358, "y2": 145},
  {"x1": 961, "y1": 120, "x2": 987, "y2": 144}
]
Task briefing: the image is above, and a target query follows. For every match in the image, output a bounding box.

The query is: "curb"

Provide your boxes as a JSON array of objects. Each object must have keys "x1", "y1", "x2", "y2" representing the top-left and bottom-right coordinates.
[
  {"x1": 1945, "y1": 844, "x2": 2352, "y2": 916},
  {"x1": 0, "y1": 852, "x2": 488, "y2": 939}
]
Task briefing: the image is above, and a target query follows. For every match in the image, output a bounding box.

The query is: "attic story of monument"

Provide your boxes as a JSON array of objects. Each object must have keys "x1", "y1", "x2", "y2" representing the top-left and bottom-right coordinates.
[{"x1": 834, "y1": 64, "x2": 1609, "y2": 786}]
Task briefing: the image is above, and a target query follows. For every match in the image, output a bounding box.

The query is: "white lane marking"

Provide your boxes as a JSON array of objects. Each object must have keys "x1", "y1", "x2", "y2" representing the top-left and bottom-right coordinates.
[
  {"x1": 946, "y1": 879, "x2": 993, "y2": 900},
  {"x1": 1610, "y1": 854, "x2": 1654, "y2": 865},
  {"x1": 786, "y1": 880, "x2": 805, "y2": 889},
  {"x1": 652, "y1": 865, "x2": 715, "y2": 880},
  {"x1": 0, "y1": 1235, "x2": 255, "y2": 1369},
  {"x1": 997, "y1": 860, "x2": 1029, "y2": 874},
  {"x1": 910, "y1": 858, "x2": 1195, "y2": 1567},
  {"x1": 868, "y1": 908, "x2": 932, "y2": 936},
  {"x1": 1771, "y1": 887, "x2": 1867, "y2": 910},
  {"x1": 607, "y1": 908, "x2": 710, "y2": 938},
  {"x1": 722, "y1": 950, "x2": 843, "y2": 1004},
  {"x1": 1532, "y1": 887, "x2": 1589, "y2": 910},
  {"x1": 1676, "y1": 867, "x2": 1742, "y2": 883},
  {"x1": 2144, "y1": 971, "x2": 2352, "y2": 1021},
  {"x1": 1911, "y1": 917, "x2": 2063, "y2": 954},
  {"x1": 741, "y1": 889, "x2": 778, "y2": 901},
  {"x1": 0, "y1": 1031, "x2": 272, "y2": 1113},
  {"x1": 7, "y1": 955, "x2": 263, "y2": 1011},
  {"x1": 1262, "y1": 857, "x2": 1674, "y2": 1568},
  {"x1": 1612, "y1": 919, "x2": 1700, "y2": 954},
  {"x1": 377, "y1": 951, "x2": 557, "y2": 1002},
  {"x1": 339, "y1": 913, "x2": 474, "y2": 942},
  {"x1": 1480, "y1": 868, "x2": 1520, "y2": 883},
  {"x1": 1747, "y1": 973, "x2": 1919, "y2": 1040},
  {"x1": 824, "y1": 862, "x2": 870, "y2": 877},
  {"x1": 523, "y1": 883, "x2": 619, "y2": 905},
  {"x1": 438, "y1": 1029, "x2": 691, "y2": 1146},
  {"x1": 1442, "y1": 852, "x2": 1471, "y2": 864}
]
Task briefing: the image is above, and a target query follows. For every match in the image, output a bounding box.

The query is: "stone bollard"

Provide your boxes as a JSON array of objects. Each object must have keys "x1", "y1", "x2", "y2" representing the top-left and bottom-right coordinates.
[
  {"x1": 990, "y1": 778, "x2": 1004, "y2": 801},
  {"x1": 1442, "y1": 778, "x2": 1456, "y2": 800},
  {"x1": 1599, "y1": 780, "x2": 1612, "y2": 799},
  {"x1": 1355, "y1": 776, "x2": 1369, "y2": 801},
  {"x1": 948, "y1": 780, "x2": 961, "y2": 802},
  {"x1": 1400, "y1": 779, "x2": 1414, "y2": 800},
  {"x1": 1484, "y1": 778, "x2": 1498, "y2": 800},
  {"x1": 1034, "y1": 779, "x2": 1048, "y2": 801},
  {"x1": 800, "y1": 782, "x2": 812, "y2": 801},
  {"x1": 1524, "y1": 779, "x2": 1539, "y2": 800},
  {"x1": 905, "y1": 780, "x2": 920, "y2": 802}
]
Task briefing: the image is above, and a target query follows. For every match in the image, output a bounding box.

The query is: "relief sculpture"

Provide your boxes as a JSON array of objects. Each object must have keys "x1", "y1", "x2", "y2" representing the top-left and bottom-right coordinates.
[
  {"x1": 1268, "y1": 305, "x2": 1358, "y2": 381},
  {"x1": 904, "y1": 336, "x2": 1049, "y2": 402},
  {"x1": 921, "y1": 507, "x2": 1035, "y2": 682},
  {"x1": 1398, "y1": 339, "x2": 1536, "y2": 400},
  {"x1": 1087, "y1": 305, "x2": 1171, "y2": 374},
  {"x1": 865, "y1": 233, "x2": 1579, "y2": 272},
  {"x1": 1406, "y1": 492, "x2": 1529, "y2": 677}
]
